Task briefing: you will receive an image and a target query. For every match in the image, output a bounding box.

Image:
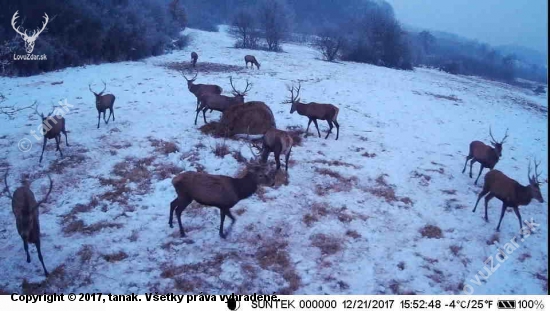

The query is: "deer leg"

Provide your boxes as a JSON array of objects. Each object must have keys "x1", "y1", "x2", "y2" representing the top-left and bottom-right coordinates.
[
  {"x1": 483, "y1": 193, "x2": 495, "y2": 222},
  {"x1": 512, "y1": 206, "x2": 523, "y2": 237},
  {"x1": 103, "y1": 111, "x2": 108, "y2": 124},
  {"x1": 39, "y1": 137, "x2": 47, "y2": 163},
  {"x1": 333, "y1": 120, "x2": 340, "y2": 140},
  {"x1": 97, "y1": 111, "x2": 101, "y2": 129},
  {"x1": 56, "y1": 136, "x2": 64, "y2": 158},
  {"x1": 219, "y1": 208, "x2": 227, "y2": 239},
  {"x1": 474, "y1": 165, "x2": 484, "y2": 185},
  {"x1": 313, "y1": 119, "x2": 321, "y2": 137},
  {"x1": 462, "y1": 155, "x2": 472, "y2": 173},
  {"x1": 169, "y1": 198, "x2": 178, "y2": 228},
  {"x1": 226, "y1": 209, "x2": 236, "y2": 224},
  {"x1": 175, "y1": 196, "x2": 192, "y2": 237},
  {"x1": 63, "y1": 128, "x2": 69, "y2": 147},
  {"x1": 55, "y1": 136, "x2": 60, "y2": 151},
  {"x1": 274, "y1": 149, "x2": 282, "y2": 171},
  {"x1": 111, "y1": 107, "x2": 115, "y2": 121},
  {"x1": 324, "y1": 120, "x2": 333, "y2": 139},
  {"x1": 194, "y1": 104, "x2": 203, "y2": 125},
  {"x1": 496, "y1": 202, "x2": 507, "y2": 232},
  {"x1": 305, "y1": 119, "x2": 313, "y2": 136},
  {"x1": 35, "y1": 239, "x2": 49, "y2": 277},
  {"x1": 469, "y1": 159, "x2": 476, "y2": 177},
  {"x1": 473, "y1": 189, "x2": 489, "y2": 213},
  {"x1": 285, "y1": 147, "x2": 292, "y2": 171},
  {"x1": 22, "y1": 238, "x2": 31, "y2": 263}
]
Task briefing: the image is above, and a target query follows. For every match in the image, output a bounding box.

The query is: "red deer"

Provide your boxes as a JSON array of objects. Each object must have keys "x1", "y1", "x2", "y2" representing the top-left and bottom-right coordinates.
[
  {"x1": 181, "y1": 71, "x2": 223, "y2": 110},
  {"x1": 462, "y1": 127, "x2": 509, "y2": 185},
  {"x1": 473, "y1": 160, "x2": 544, "y2": 236},
  {"x1": 4, "y1": 171, "x2": 53, "y2": 277},
  {"x1": 191, "y1": 52, "x2": 198, "y2": 68},
  {"x1": 169, "y1": 164, "x2": 273, "y2": 238},
  {"x1": 245, "y1": 55, "x2": 260, "y2": 69},
  {"x1": 195, "y1": 77, "x2": 251, "y2": 125},
  {"x1": 34, "y1": 104, "x2": 69, "y2": 163},
  {"x1": 285, "y1": 83, "x2": 340, "y2": 140},
  {"x1": 89, "y1": 81, "x2": 116, "y2": 129},
  {"x1": 249, "y1": 128, "x2": 293, "y2": 171}
]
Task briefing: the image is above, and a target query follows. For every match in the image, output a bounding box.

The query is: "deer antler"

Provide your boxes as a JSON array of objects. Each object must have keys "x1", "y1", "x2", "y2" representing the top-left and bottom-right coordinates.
[
  {"x1": 3, "y1": 169, "x2": 13, "y2": 200},
  {"x1": 11, "y1": 11, "x2": 27, "y2": 37},
  {"x1": 32, "y1": 101, "x2": 44, "y2": 119},
  {"x1": 181, "y1": 71, "x2": 197, "y2": 82},
  {"x1": 489, "y1": 126, "x2": 497, "y2": 144},
  {"x1": 29, "y1": 13, "x2": 49, "y2": 39},
  {"x1": 246, "y1": 127, "x2": 261, "y2": 158},
  {"x1": 34, "y1": 175, "x2": 53, "y2": 209},
  {"x1": 99, "y1": 80, "x2": 107, "y2": 95},
  {"x1": 500, "y1": 128, "x2": 509, "y2": 144}
]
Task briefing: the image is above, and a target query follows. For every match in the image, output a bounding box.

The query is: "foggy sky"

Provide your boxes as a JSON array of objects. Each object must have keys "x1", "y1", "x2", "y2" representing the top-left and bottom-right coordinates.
[{"x1": 385, "y1": 0, "x2": 548, "y2": 53}]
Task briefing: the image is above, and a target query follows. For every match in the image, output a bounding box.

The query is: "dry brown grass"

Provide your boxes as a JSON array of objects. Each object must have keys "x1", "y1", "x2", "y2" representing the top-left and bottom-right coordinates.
[
  {"x1": 425, "y1": 92, "x2": 462, "y2": 103},
  {"x1": 102, "y1": 251, "x2": 129, "y2": 263},
  {"x1": 345, "y1": 230, "x2": 361, "y2": 239},
  {"x1": 312, "y1": 159, "x2": 361, "y2": 169},
  {"x1": 450, "y1": 245, "x2": 462, "y2": 256},
  {"x1": 162, "y1": 61, "x2": 246, "y2": 74},
  {"x1": 364, "y1": 174, "x2": 414, "y2": 206},
  {"x1": 310, "y1": 233, "x2": 342, "y2": 256},
  {"x1": 314, "y1": 168, "x2": 358, "y2": 195},
  {"x1": 255, "y1": 239, "x2": 301, "y2": 294},
  {"x1": 487, "y1": 233, "x2": 499, "y2": 245},
  {"x1": 232, "y1": 150, "x2": 247, "y2": 163},
  {"x1": 420, "y1": 224, "x2": 443, "y2": 239},
  {"x1": 47, "y1": 149, "x2": 88, "y2": 175},
  {"x1": 362, "y1": 152, "x2": 377, "y2": 158},
  {"x1": 212, "y1": 141, "x2": 230, "y2": 158},
  {"x1": 149, "y1": 137, "x2": 179, "y2": 155},
  {"x1": 199, "y1": 121, "x2": 225, "y2": 138},
  {"x1": 63, "y1": 220, "x2": 123, "y2": 236},
  {"x1": 410, "y1": 170, "x2": 431, "y2": 187},
  {"x1": 77, "y1": 245, "x2": 94, "y2": 263},
  {"x1": 441, "y1": 189, "x2": 457, "y2": 195}
]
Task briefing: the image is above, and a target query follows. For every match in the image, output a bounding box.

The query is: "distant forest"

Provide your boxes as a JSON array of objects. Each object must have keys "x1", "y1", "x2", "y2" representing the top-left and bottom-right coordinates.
[{"x1": 0, "y1": 0, "x2": 546, "y2": 84}]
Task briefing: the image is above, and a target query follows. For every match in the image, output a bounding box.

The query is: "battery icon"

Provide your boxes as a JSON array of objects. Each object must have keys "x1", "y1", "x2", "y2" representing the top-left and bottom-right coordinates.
[{"x1": 498, "y1": 300, "x2": 516, "y2": 309}]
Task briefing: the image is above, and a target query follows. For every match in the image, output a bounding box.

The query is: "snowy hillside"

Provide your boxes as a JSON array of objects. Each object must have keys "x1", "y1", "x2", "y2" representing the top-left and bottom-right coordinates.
[{"x1": 0, "y1": 27, "x2": 547, "y2": 294}]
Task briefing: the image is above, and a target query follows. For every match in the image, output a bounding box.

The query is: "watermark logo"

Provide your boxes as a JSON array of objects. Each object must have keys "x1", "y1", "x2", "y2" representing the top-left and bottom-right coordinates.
[{"x1": 11, "y1": 10, "x2": 49, "y2": 60}]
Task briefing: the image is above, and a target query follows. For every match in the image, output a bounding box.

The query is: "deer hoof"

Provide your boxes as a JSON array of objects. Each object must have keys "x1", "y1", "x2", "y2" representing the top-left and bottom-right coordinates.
[
  {"x1": 169, "y1": 223, "x2": 173, "y2": 228},
  {"x1": 220, "y1": 233, "x2": 227, "y2": 239},
  {"x1": 484, "y1": 217, "x2": 489, "y2": 223}
]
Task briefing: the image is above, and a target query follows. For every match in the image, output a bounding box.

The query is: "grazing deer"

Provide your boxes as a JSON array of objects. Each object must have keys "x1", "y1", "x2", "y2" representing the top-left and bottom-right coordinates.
[
  {"x1": 89, "y1": 81, "x2": 116, "y2": 129},
  {"x1": 249, "y1": 128, "x2": 293, "y2": 171},
  {"x1": 182, "y1": 71, "x2": 223, "y2": 110},
  {"x1": 285, "y1": 83, "x2": 340, "y2": 140},
  {"x1": 4, "y1": 171, "x2": 53, "y2": 277},
  {"x1": 473, "y1": 160, "x2": 544, "y2": 236},
  {"x1": 191, "y1": 52, "x2": 198, "y2": 68},
  {"x1": 195, "y1": 77, "x2": 251, "y2": 125},
  {"x1": 462, "y1": 127, "x2": 509, "y2": 185},
  {"x1": 245, "y1": 55, "x2": 260, "y2": 69},
  {"x1": 169, "y1": 164, "x2": 272, "y2": 238},
  {"x1": 34, "y1": 103, "x2": 69, "y2": 163}
]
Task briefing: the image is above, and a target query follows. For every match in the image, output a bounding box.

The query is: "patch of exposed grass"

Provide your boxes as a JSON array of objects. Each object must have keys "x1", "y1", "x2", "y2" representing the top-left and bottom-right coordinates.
[
  {"x1": 255, "y1": 239, "x2": 301, "y2": 294},
  {"x1": 312, "y1": 159, "x2": 361, "y2": 169},
  {"x1": 364, "y1": 174, "x2": 414, "y2": 206},
  {"x1": 149, "y1": 137, "x2": 179, "y2": 155},
  {"x1": 102, "y1": 251, "x2": 129, "y2": 263},
  {"x1": 362, "y1": 152, "x2": 377, "y2": 158},
  {"x1": 425, "y1": 92, "x2": 462, "y2": 103},
  {"x1": 450, "y1": 245, "x2": 462, "y2": 256},
  {"x1": 314, "y1": 168, "x2": 358, "y2": 195},
  {"x1": 420, "y1": 225, "x2": 443, "y2": 239},
  {"x1": 346, "y1": 230, "x2": 361, "y2": 239},
  {"x1": 310, "y1": 233, "x2": 342, "y2": 256},
  {"x1": 212, "y1": 141, "x2": 230, "y2": 158},
  {"x1": 63, "y1": 220, "x2": 123, "y2": 236},
  {"x1": 285, "y1": 125, "x2": 304, "y2": 146},
  {"x1": 162, "y1": 61, "x2": 246, "y2": 74}
]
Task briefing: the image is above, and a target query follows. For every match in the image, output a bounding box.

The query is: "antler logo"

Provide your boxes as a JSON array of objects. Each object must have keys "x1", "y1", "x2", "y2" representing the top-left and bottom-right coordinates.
[{"x1": 11, "y1": 11, "x2": 49, "y2": 54}]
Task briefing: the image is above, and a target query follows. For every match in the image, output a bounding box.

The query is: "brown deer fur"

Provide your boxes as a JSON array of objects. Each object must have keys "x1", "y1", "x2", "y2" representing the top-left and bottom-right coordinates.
[
  {"x1": 191, "y1": 52, "x2": 198, "y2": 68},
  {"x1": 34, "y1": 104, "x2": 69, "y2": 163},
  {"x1": 219, "y1": 101, "x2": 276, "y2": 136},
  {"x1": 4, "y1": 172, "x2": 53, "y2": 277},
  {"x1": 244, "y1": 55, "x2": 260, "y2": 69},
  {"x1": 89, "y1": 81, "x2": 116, "y2": 129},
  {"x1": 169, "y1": 165, "x2": 272, "y2": 238},
  {"x1": 462, "y1": 127, "x2": 509, "y2": 184},
  {"x1": 285, "y1": 83, "x2": 340, "y2": 140},
  {"x1": 195, "y1": 77, "x2": 251, "y2": 125},
  {"x1": 182, "y1": 72, "x2": 223, "y2": 110},
  {"x1": 473, "y1": 160, "x2": 544, "y2": 236},
  {"x1": 251, "y1": 128, "x2": 293, "y2": 171}
]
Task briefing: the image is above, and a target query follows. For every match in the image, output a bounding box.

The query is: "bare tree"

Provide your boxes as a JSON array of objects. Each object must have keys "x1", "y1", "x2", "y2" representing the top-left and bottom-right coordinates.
[
  {"x1": 257, "y1": 0, "x2": 291, "y2": 52},
  {"x1": 0, "y1": 94, "x2": 35, "y2": 119},
  {"x1": 231, "y1": 8, "x2": 259, "y2": 49},
  {"x1": 313, "y1": 27, "x2": 344, "y2": 62}
]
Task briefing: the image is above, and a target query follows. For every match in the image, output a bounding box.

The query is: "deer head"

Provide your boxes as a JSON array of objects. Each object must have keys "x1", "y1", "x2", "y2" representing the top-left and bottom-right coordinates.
[
  {"x1": 88, "y1": 81, "x2": 107, "y2": 104},
  {"x1": 489, "y1": 127, "x2": 509, "y2": 157},
  {"x1": 181, "y1": 71, "x2": 198, "y2": 89},
  {"x1": 285, "y1": 83, "x2": 302, "y2": 114},
  {"x1": 528, "y1": 159, "x2": 544, "y2": 203},
  {"x1": 229, "y1": 76, "x2": 252, "y2": 102},
  {"x1": 12, "y1": 11, "x2": 49, "y2": 54}
]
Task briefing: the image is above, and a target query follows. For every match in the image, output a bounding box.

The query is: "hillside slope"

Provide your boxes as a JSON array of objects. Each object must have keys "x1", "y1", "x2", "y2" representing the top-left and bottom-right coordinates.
[{"x1": 0, "y1": 27, "x2": 547, "y2": 294}]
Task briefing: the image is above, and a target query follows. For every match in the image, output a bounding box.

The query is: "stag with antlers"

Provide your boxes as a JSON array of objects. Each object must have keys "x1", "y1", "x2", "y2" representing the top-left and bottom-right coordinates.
[
  {"x1": 195, "y1": 77, "x2": 251, "y2": 125},
  {"x1": 4, "y1": 170, "x2": 53, "y2": 277},
  {"x1": 89, "y1": 81, "x2": 116, "y2": 129},
  {"x1": 181, "y1": 71, "x2": 223, "y2": 111},
  {"x1": 284, "y1": 83, "x2": 340, "y2": 140},
  {"x1": 33, "y1": 103, "x2": 69, "y2": 163},
  {"x1": 473, "y1": 159, "x2": 544, "y2": 237},
  {"x1": 11, "y1": 11, "x2": 49, "y2": 54},
  {"x1": 462, "y1": 127, "x2": 509, "y2": 185}
]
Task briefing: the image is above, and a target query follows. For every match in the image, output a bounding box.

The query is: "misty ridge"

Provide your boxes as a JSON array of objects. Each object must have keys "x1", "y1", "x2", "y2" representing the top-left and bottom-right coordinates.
[{"x1": 0, "y1": 0, "x2": 547, "y2": 85}]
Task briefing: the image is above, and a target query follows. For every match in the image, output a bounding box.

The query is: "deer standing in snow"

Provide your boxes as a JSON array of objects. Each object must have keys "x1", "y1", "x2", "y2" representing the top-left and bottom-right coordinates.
[{"x1": 462, "y1": 127, "x2": 509, "y2": 185}]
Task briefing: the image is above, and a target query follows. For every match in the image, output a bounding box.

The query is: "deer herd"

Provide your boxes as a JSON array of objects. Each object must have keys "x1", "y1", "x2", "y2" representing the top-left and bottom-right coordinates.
[{"x1": 1, "y1": 51, "x2": 546, "y2": 278}]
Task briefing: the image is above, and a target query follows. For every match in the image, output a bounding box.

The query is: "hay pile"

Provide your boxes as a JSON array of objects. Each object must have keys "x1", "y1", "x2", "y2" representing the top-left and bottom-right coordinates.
[{"x1": 219, "y1": 101, "x2": 276, "y2": 136}]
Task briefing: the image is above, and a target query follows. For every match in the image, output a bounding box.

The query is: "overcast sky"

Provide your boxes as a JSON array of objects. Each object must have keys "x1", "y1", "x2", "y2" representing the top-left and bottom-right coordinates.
[{"x1": 385, "y1": 0, "x2": 548, "y2": 53}]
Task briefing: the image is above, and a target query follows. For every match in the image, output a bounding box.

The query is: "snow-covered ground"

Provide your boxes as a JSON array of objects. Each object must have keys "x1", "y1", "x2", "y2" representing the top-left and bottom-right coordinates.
[{"x1": 0, "y1": 27, "x2": 547, "y2": 294}]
